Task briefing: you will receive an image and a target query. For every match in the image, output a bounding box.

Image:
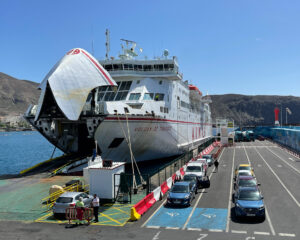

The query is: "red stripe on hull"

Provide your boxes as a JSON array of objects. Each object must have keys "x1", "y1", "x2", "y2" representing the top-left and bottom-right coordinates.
[
  {"x1": 105, "y1": 116, "x2": 212, "y2": 125},
  {"x1": 81, "y1": 50, "x2": 114, "y2": 86}
]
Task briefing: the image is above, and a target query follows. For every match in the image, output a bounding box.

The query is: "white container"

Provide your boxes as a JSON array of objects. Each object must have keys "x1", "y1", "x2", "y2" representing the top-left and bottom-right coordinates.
[{"x1": 83, "y1": 160, "x2": 125, "y2": 200}]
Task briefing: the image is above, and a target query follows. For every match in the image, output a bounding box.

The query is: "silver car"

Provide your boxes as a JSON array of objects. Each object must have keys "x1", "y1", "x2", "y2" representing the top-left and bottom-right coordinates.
[
  {"x1": 52, "y1": 192, "x2": 93, "y2": 218},
  {"x1": 202, "y1": 154, "x2": 214, "y2": 167}
]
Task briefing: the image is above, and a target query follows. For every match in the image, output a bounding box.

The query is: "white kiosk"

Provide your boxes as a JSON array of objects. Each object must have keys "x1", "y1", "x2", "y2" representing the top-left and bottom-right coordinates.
[{"x1": 83, "y1": 156, "x2": 125, "y2": 201}]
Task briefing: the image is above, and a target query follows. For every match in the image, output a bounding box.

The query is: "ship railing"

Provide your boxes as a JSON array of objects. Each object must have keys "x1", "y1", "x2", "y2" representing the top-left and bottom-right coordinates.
[{"x1": 42, "y1": 183, "x2": 89, "y2": 211}]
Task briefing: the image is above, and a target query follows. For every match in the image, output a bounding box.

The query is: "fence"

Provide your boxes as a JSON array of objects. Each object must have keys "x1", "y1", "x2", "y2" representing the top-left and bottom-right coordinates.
[{"x1": 42, "y1": 182, "x2": 89, "y2": 210}]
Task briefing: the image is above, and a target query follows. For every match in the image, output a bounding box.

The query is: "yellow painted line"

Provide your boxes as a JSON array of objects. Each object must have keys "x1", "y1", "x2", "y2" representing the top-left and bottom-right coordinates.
[
  {"x1": 35, "y1": 212, "x2": 52, "y2": 222},
  {"x1": 110, "y1": 207, "x2": 130, "y2": 215},
  {"x1": 100, "y1": 213, "x2": 122, "y2": 225}
]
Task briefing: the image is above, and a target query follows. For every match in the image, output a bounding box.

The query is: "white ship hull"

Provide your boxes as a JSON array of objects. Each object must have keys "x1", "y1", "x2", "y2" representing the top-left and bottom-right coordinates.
[
  {"x1": 24, "y1": 47, "x2": 213, "y2": 163},
  {"x1": 95, "y1": 115, "x2": 211, "y2": 162}
]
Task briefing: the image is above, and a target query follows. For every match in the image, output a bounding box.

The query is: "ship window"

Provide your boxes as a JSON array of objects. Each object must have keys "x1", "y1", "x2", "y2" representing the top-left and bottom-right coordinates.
[
  {"x1": 115, "y1": 91, "x2": 128, "y2": 101},
  {"x1": 129, "y1": 93, "x2": 141, "y2": 100},
  {"x1": 128, "y1": 64, "x2": 133, "y2": 70},
  {"x1": 113, "y1": 64, "x2": 123, "y2": 70},
  {"x1": 164, "y1": 108, "x2": 169, "y2": 113},
  {"x1": 120, "y1": 81, "x2": 132, "y2": 91},
  {"x1": 160, "y1": 106, "x2": 164, "y2": 112},
  {"x1": 134, "y1": 65, "x2": 138, "y2": 70},
  {"x1": 124, "y1": 64, "x2": 129, "y2": 70},
  {"x1": 144, "y1": 65, "x2": 153, "y2": 71},
  {"x1": 154, "y1": 93, "x2": 164, "y2": 101},
  {"x1": 143, "y1": 93, "x2": 154, "y2": 100},
  {"x1": 159, "y1": 80, "x2": 162, "y2": 85},
  {"x1": 138, "y1": 65, "x2": 143, "y2": 70},
  {"x1": 108, "y1": 138, "x2": 124, "y2": 148},
  {"x1": 105, "y1": 64, "x2": 113, "y2": 71},
  {"x1": 86, "y1": 93, "x2": 92, "y2": 102},
  {"x1": 97, "y1": 92, "x2": 105, "y2": 101},
  {"x1": 154, "y1": 64, "x2": 163, "y2": 71}
]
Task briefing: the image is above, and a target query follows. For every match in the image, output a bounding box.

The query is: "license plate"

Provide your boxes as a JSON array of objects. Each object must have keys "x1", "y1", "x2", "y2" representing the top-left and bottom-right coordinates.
[
  {"x1": 247, "y1": 214, "x2": 255, "y2": 216},
  {"x1": 174, "y1": 200, "x2": 181, "y2": 204}
]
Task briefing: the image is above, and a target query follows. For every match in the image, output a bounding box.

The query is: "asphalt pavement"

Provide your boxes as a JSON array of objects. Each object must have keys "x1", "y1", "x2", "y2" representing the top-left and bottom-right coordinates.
[{"x1": 0, "y1": 140, "x2": 299, "y2": 240}]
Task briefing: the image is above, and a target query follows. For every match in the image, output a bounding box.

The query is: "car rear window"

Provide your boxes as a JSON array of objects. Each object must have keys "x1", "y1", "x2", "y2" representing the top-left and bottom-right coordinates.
[
  {"x1": 239, "y1": 166, "x2": 251, "y2": 171},
  {"x1": 239, "y1": 179, "x2": 257, "y2": 187},
  {"x1": 171, "y1": 185, "x2": 189, "y2": 193},
  {"x1": 56, "y1": 197, "x2": 73, "y2": 203},
  {"x1": 187, "y1": 166, "x2": 202, "y2": 172}
]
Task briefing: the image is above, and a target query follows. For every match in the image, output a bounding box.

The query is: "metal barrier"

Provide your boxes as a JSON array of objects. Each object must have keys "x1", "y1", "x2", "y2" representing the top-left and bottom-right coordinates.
[{"x1": 65, "y1": 207, "x2": 93, "y2": 224}]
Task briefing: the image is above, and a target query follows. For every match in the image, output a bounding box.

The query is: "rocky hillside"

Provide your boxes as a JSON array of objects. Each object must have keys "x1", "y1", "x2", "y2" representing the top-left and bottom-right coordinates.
[
  {"x1": 210, "y1": 94, "x2": 300, "y2": 126},
  {"x1": 0, "y1": 72, "x2": 299, "y2": 126},
  {"x1": 0, "y1": 72, "x2": 39, "y2": 118}
]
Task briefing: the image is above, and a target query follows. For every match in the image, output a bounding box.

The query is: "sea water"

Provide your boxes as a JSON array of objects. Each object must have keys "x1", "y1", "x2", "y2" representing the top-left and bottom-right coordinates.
[{"x1": 0, "y1": 131, "x2": 62, "y2": 175}]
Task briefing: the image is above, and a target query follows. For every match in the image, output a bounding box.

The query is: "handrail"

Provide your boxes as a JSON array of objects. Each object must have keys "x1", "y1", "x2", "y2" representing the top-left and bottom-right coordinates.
[{"x1": 42, "y1": 182, "x2": 90, "y2": 211}]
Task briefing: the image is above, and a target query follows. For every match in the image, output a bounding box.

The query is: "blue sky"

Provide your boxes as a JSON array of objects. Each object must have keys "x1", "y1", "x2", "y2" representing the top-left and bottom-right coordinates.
[{"x1": 1, "y1": 0, "x2": 300, "y2": 96}]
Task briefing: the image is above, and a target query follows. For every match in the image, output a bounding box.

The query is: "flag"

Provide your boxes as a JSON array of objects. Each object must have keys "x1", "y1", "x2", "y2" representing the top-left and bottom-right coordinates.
[{"x1": 286, "y1": 107, "x2": 292, "y2": 115}]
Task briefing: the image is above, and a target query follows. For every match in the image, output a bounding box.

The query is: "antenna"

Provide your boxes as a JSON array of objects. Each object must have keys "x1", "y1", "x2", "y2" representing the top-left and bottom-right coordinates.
[{"x1": 105, "y1": 29, "x2": 110, "y2": 60}]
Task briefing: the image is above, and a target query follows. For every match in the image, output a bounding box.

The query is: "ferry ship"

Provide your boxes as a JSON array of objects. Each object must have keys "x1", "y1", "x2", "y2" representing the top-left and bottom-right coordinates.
[{"x1": 24, "y1": 36, "x2": 212, "y2": 162}]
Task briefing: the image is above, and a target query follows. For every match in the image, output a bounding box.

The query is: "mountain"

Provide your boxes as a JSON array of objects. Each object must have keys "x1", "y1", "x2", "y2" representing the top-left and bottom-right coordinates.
[
  {"x1": 210, "y1": 94, "x2": 300, "y2": 126},
  {"x1": 0, "y1": 72, "x2": 39, "y2": 118},
  {"x1": 0, "y1": 72, "x2": 299, "y2": 126}
]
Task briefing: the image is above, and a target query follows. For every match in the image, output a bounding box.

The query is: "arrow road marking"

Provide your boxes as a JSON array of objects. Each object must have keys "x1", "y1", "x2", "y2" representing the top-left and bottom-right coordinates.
[
  {"x1": 166, "y1": 212, "x2": 179, "y2": 217},
  {"x1": 202, "y1": 213, "x2": 216, "y2": 219}
]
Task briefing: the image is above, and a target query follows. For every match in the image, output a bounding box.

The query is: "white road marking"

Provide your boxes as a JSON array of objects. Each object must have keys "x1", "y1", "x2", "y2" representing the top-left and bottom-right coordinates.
[
  {"x1": 147, "y1": 226, "x2": 160, "y2": 229},
  {"x1": 141, "y1": 199, "x2": 166, "y2": 227},
  {"x1": 182, "y1": 148, "x2": 225, "y2": 230},
  {"x1": 289, "y1": 158, "x2": 295, "y2": 162},
  {"x1": 165, "y1": 227, "x2": 179, "y2": 230},
  {"x1": 166, "y1": 212, "x2": 179, "y2": 217},
  {"x1": 231, "y1": 230, "x2": 247, "y2": 234},
  {"x1": 226, "y1": 148, "x2": 235, "y2": 233},
  {"x1": 265, "y1": 206, "x2": 276, "y2": 236},
  {"x1": 254, "y1": 231, "x2": 270, "y2": 235},
  {"x1": 257, "y1": 164, "x2": 262, "y2": 167},
  {"x1": 266, "y1": 147, "x2": 300, "y2": 175},
  {"x1": 278, "y1": 233, "x2": 296, "y2": 237},
  {"x1": 244, "y1": 145, "x2": 276, "y2": 236},
  {"x1": 277, "y1": 164, "x2": 282, "y2": 168},
  {"x1": 187, "y1": 228, "x2": 202, "y2": 231},
  {"x1": 202, "y1": 213, "x2": 216, "y2": 218},
  {"x1": 152, "y1": 231, "x2": 161, "y2": 240},
  {"x1": 209, "y1": 229, "x2": 223, "y2": 232},
  {"x1": 254, "y1": 147, "x2": 300, "y2": 208},
  {"x1": 245, "y1": 237, "x2": 255, "y2": 240}
]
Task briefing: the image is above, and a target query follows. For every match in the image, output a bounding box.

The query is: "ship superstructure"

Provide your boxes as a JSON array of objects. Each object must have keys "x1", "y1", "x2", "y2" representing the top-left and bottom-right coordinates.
[{"x1": 24, "y1": 39, "x2": 212, "y2": 162}]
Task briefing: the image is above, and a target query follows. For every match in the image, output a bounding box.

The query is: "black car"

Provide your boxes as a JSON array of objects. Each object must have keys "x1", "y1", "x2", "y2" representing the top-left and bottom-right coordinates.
[{"x1": 183, "y1": 174, "x2": 199, "y2": 194}]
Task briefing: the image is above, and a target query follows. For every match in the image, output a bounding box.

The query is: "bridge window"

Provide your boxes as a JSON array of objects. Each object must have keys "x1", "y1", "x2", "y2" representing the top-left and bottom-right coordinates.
[
  {"x1": 154, "y1": 93, "x2": 165, "y2": 101},
  {"x1": 143, "y1": 93, "x2": 154, "y2": 100},
  {"x1": 129, "y1": 93, "x2": 141, "y2": 100}
]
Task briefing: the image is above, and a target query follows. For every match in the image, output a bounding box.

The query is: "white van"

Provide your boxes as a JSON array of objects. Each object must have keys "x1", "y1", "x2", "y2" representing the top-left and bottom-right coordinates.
[{"x1": 185, "y1": 162, "x2": 206, "y2": 186}]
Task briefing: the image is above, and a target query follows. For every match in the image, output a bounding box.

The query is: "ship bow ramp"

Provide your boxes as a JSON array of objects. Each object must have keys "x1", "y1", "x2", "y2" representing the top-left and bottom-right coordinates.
[{"x1": 36, "y1": 48, "x2": 117, "y2": 121}]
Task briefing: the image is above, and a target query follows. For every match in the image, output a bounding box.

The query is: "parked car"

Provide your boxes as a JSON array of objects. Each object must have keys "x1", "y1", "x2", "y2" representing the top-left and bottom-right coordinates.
[
  {"x1": 234, "y1": 187, "x2": 265, "y2": 220},
  {"x1": 234, "y1": 176, "x2": 260, "y2": 191},
  {"x1": 202, "y1": 154, "x2": 214, "y2": 167},
  {"x1": 185, "y1": 162, "x2": 205, "y2": 186},
  {"x1": 53, "y1": 192, "x2": 93, "y2": 218},
  {"x1": 167, "y1": 181, "x2": 196, "y2": 207},
  {"x1": 183, "y1": 174, "x2": 199, "y2": 193},
  {"x1": 195, "y1": 158, "x2": 208, "y2": 174},
  {"x1": 235, "y1": 164, "x2": 254, "y2": 179}
]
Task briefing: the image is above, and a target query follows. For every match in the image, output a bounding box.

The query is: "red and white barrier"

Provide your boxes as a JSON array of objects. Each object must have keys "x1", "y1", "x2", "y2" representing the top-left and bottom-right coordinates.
[
  {"x1": 167, "y1": 177, "x2": 173, "y2": 189},
  {"x1": 153, "y1": 186, "x2": 161, "y2": 201},
  {"x1": 160, "y1": 181, "x2": 169, "y2": 196}
]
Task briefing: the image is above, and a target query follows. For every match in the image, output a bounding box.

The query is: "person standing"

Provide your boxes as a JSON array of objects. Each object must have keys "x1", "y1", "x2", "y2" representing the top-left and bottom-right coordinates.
[
  {"x1": 214, "y1": 160, "x2": 219, "y2": 173},
  {"x1": 75, "y1": 197, "x2": 85, "y2": 225},
  {"x1": 91, "y1": 194, "x2": 100, "y2": 222}
]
